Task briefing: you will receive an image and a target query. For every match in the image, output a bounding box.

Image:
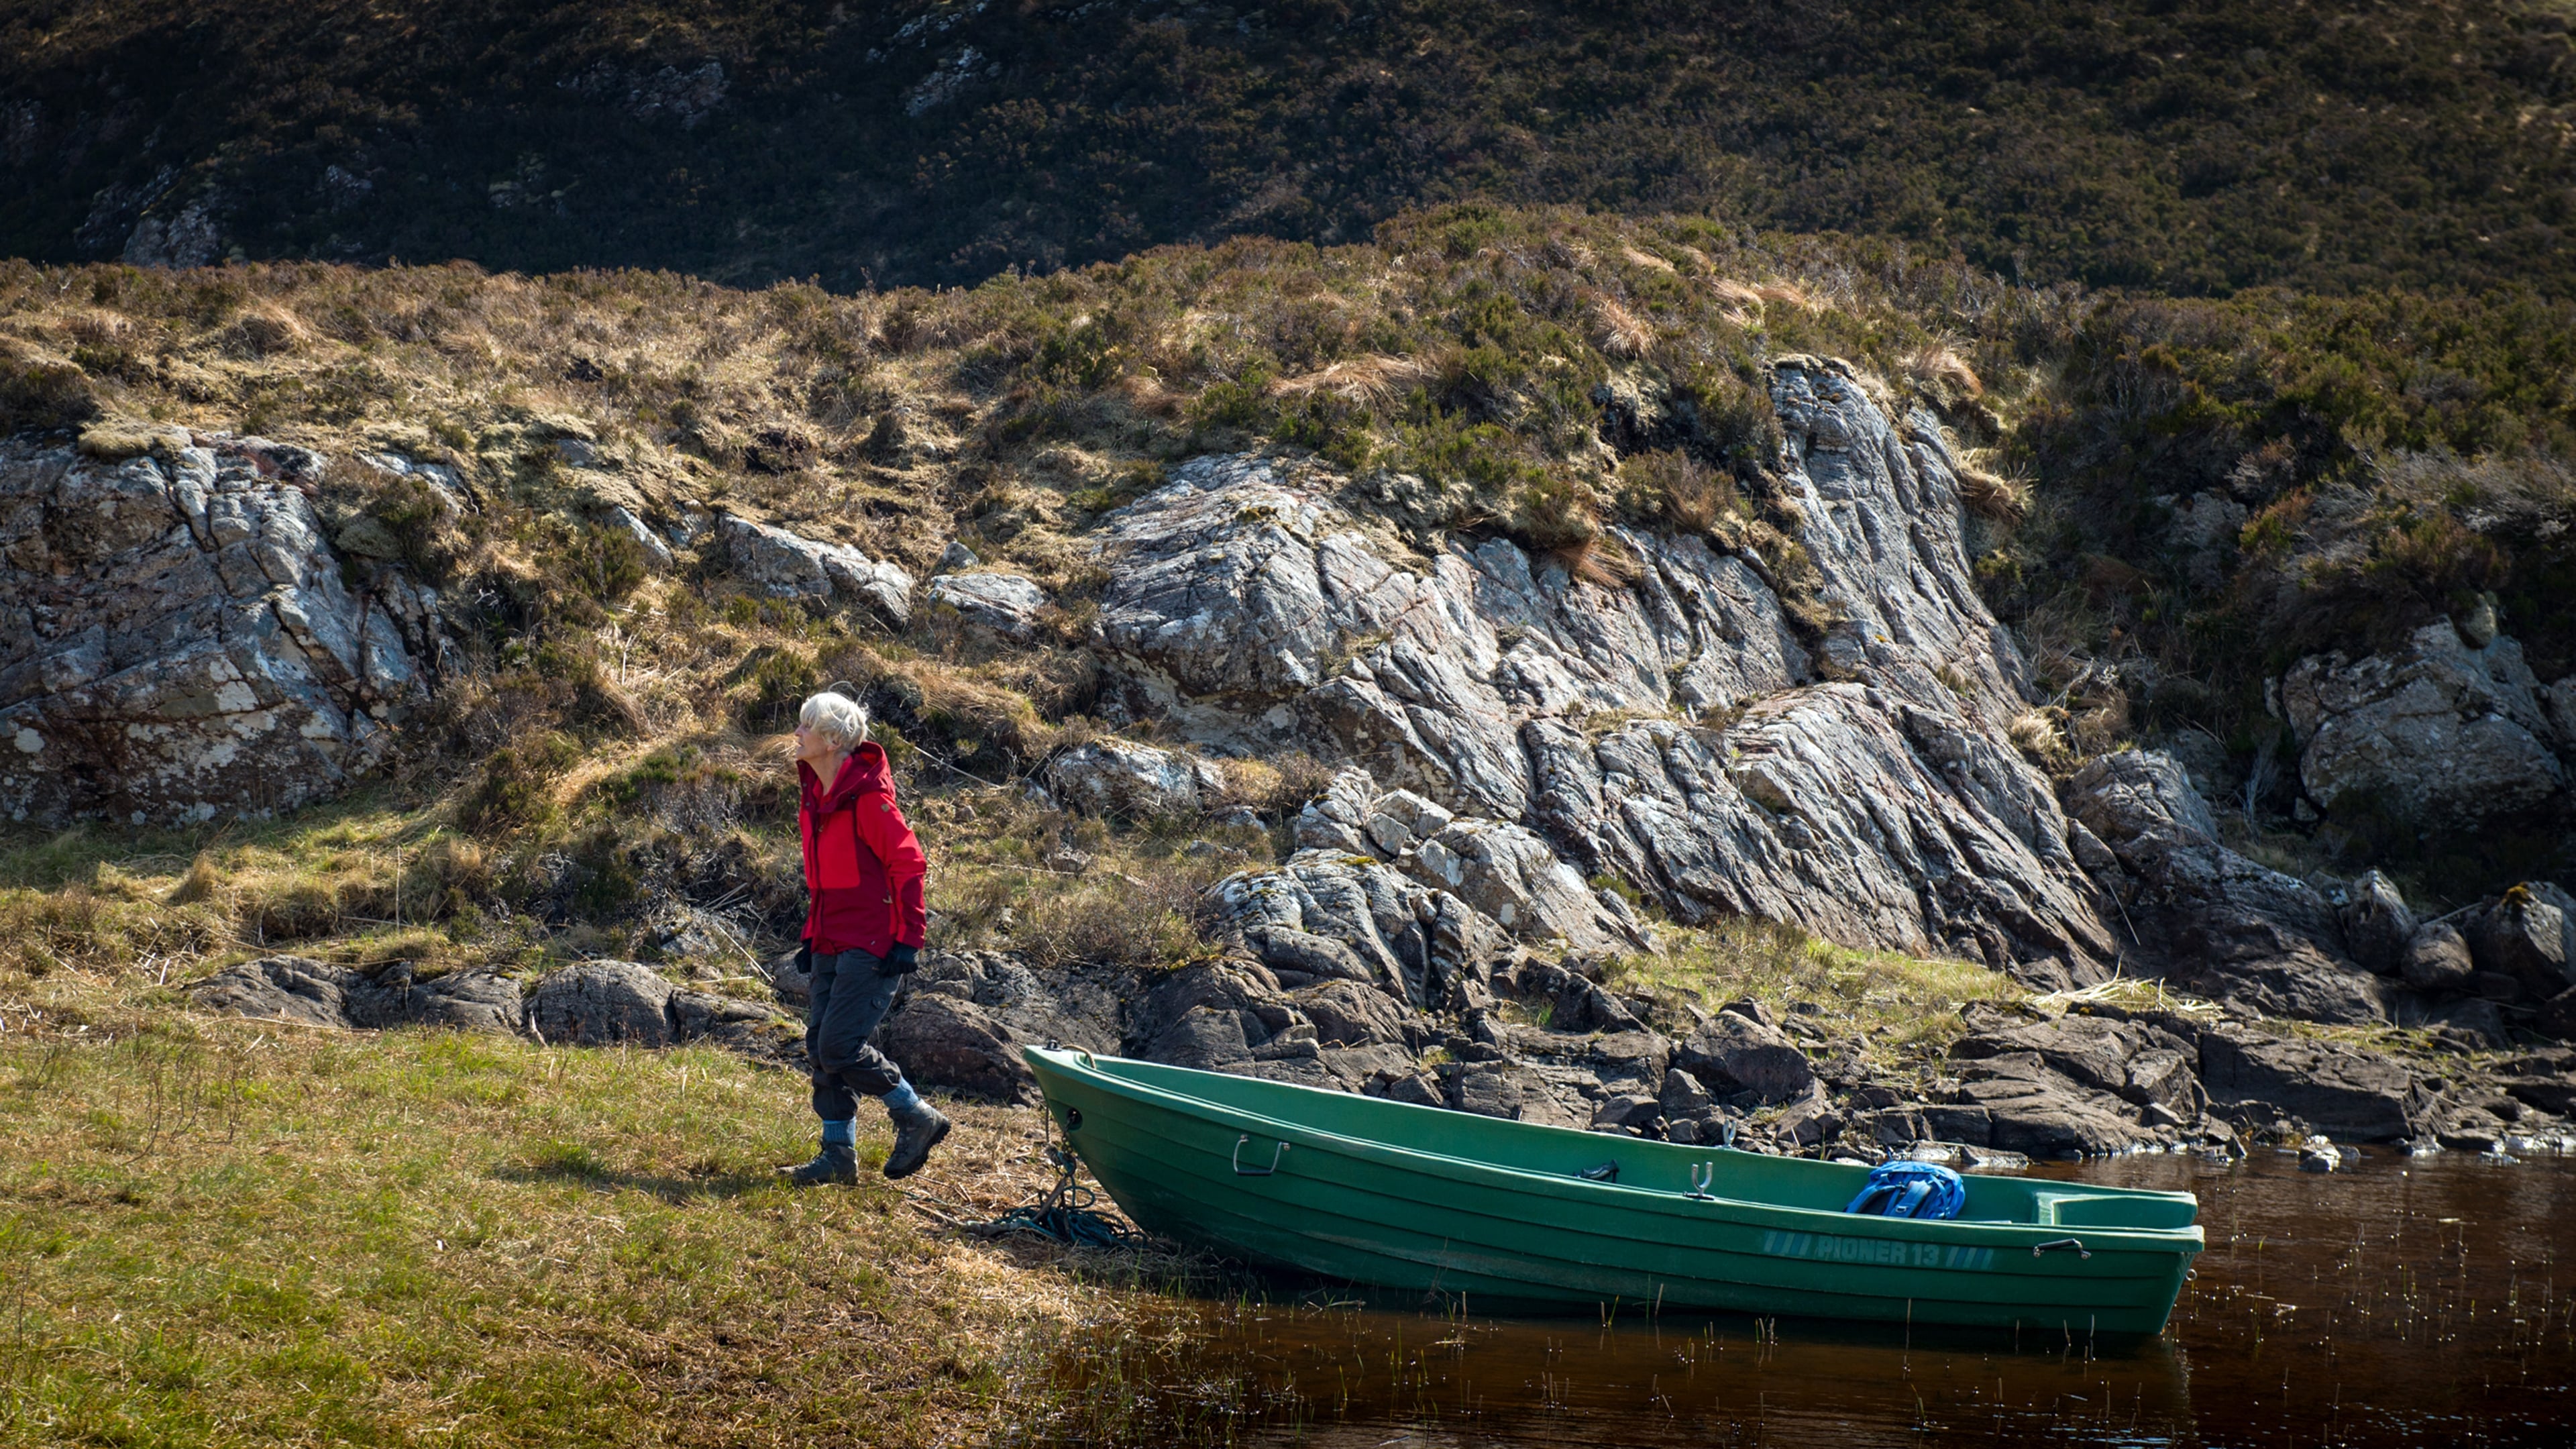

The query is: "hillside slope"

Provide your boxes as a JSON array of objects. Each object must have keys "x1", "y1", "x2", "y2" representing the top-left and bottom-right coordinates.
[{"x1": 5, "y1": 1, "x2": 2576, "y2": 294}]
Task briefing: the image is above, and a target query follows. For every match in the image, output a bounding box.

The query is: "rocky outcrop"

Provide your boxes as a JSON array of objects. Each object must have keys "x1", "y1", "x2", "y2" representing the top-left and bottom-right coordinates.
[
  {"x1": 186, "y1": 955, "x2": 523, "y2": 1034},
  {"x1": 184, "y1": 955, "x2": 796, "y2": 1055},
  {"x1": 1084, "y1": 360, "x2": 2116, "y2": 981},
  {"x1": 0, "y1": 434, "x2": 439, "y2": 823},
  {"x1": 716, "y1": 513, "x2": 913, "y2": 625},
  {"x1": 2282, "y1": 619, "x2": 2571, "y2": 835},
  {"x1": 2065, "y1": 749, "x2": 2385, "y2": 1024}
]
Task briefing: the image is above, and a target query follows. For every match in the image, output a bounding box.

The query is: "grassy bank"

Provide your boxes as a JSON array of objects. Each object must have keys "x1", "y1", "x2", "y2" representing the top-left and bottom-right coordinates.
[{"x1": 0, "y1": 1012, "x2": 1128, "y2": 1447}]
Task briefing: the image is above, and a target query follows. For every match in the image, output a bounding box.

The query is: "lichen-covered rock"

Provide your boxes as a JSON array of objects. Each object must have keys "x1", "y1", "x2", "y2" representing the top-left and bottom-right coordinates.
[
  {"x1": 0, "y1": 435, "x2": 437, "y2": 824},
  {"x1": 926, "y1": 570, "x2": 1050, "y2": 642},
  {"x1": 715, "y1": 513, "x2": 912, "y2": 625},
  {"x1": 1410, "y1": 814, "x2": 1643, "y2": 951},
  {"x1": 2282, "y1": 620, "x2": 2570, "y2": 835},
  {"x1": 1084, "y1": 368, "x2": 2116, "y2": 979},
  {"x1": 1043, "y1": 737, "x2": 1220, "y2": 818}
]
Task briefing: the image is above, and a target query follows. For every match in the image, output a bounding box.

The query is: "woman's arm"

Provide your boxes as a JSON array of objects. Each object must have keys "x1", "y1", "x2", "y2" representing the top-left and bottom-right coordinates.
[{"x1": 853, "y1": 794, "x2": 928, "y2": 949}]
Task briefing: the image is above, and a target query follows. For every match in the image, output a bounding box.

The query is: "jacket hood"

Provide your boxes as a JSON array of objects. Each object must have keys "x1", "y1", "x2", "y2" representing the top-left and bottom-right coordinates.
[{"x1": 802, "y1": 741, "x2": 893, "y2": 812}]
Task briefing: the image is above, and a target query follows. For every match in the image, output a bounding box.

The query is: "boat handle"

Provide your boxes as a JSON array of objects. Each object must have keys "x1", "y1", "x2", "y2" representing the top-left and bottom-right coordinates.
[
  {"x1": 2033, "y1": 1238, "x2": 2092, "y2": 1260},
  {"x1": 1233, "y1": 1134, "x2": 1290, "y2": 1177},
  {"x1": 1072, "y1": 1048, "x2": 1096, "y2": 1069},
  {"x1": 1686, "y1": 1162, "x2": 1716, "y2": 1199}
]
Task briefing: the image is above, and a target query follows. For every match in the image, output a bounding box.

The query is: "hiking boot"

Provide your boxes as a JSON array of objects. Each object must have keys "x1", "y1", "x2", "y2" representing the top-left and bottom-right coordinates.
[
  {"x1": 883, "y1": 1100, "x2": 951, "y2": 1180},
  {"x1": 780, "y1": 1142, "x2": 859, "y2": 1187}
]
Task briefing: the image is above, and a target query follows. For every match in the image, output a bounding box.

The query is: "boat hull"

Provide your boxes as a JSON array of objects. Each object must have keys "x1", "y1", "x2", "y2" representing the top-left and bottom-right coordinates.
[{"x1": 1026, "y1": 1047, "x2": 2200, "y2": 1335}]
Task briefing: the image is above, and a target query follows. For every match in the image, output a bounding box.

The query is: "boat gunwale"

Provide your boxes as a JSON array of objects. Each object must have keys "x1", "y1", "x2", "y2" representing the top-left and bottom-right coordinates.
[{"x1": 1026, "y1": 1047, "x2": 2204, "y2": 1256}]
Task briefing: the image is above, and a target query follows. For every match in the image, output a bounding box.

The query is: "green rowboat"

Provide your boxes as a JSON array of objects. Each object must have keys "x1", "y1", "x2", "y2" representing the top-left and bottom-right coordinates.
[{"x1": 1025, "y1": 1046, "x2": 2203, "y2": 1335}]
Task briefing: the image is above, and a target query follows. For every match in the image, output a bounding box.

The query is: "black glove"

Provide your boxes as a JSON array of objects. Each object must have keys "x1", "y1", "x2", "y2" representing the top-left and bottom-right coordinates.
[{"x1": 884, "y1": 943, "x2": 920, "y2": 973}]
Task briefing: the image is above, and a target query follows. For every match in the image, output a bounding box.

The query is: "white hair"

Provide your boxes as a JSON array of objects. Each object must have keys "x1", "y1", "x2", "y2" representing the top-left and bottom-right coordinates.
[{"x1": 798, "y1": 691, "x2": 870, "y2": 753}]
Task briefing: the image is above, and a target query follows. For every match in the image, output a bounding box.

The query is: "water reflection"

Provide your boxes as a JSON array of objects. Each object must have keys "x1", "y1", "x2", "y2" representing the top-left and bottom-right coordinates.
[{"x1": 1017, "y1": 1150, "x2": 2576, "y2": 1446}]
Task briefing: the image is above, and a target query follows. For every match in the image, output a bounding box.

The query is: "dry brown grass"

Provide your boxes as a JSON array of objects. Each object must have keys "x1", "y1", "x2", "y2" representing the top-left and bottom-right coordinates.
[
  {"x1": 1901, "y1": 341, "x2": 1985, "y2": 406},
  {"x1": 1618, "y1": 244, "x2": 1678, "y2": 274},
  {"x1": 1267, "y1": 353, "x2": 1437, "y2": 407},
  {"x1": 1957, "y1": 460, "x2": 2031, "y2": 523},
  {"x1": 1590, "y1": 295, "x2": 1654, "y2": 358}
]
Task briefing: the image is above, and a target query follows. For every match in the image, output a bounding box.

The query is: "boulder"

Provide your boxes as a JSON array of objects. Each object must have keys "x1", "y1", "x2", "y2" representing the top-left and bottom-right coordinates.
[
  {"x1": 2281, "y1": 620, "x2": 2569, "y2": 835},
  {"x1": 877, "y1": 951, "x2": 1125, "y2": 1102},
  {"x1": 667, "y1": 989, "x2": 797, "y2": 1058},
  {"x1": 2467, "y1": 883, "x2": 2576, "y2": 998},
  {"x1": 2198, "y1": 1030, "x2": 2419, "y2": 1141},
  {"x1": 2339, "y1": 871, "x2": 2417, "y2": 977},
  {"x1": 1043, "y1": 738, "x2": 1218, "y2": 818},
  {"x1": 527, "y1": 960, "x2": 680, "y2": 1046},
  {"x1": 2402, "y1": 920, "x2": 2477, "y2": 994},
  {"x1": 1675, "y1": 1010, "x2": 1815, "y2": 1104},
  {"x1": 1206, "y1": 850, "x2": 1444, "y2": 1004},
  {"x1": 926, "y1": 571, "x2": 1051, "y2": 643},
  {"x1": 1945, "y1": 1053, "x2": 2148, "y2": 1157},
  {"x1": 186, "y1": 955, "x2": 375, "y2": 1030},
  {"x1": 0, "y1": 436, "x2": 436, "y2": 824},
  {"x1": 2065, "y1": 749, "x2": 2383, "y2": 1024},
  {"x1": 1949, "y1": 1008, "x2": 2200, "y2": 1118},
  {"x1": 715, "y1": 514, "x2": 912, "y2": 625}
]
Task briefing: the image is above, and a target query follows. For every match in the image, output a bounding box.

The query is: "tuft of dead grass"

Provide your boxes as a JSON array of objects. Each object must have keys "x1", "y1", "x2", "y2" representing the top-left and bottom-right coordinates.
[
  {"x1": 1957, "y1": 460, "x2": 2031, "y2": 524},
  {"x1": 1590, "y1": 295, "x2": 1654, "y2": 359},
  {"x1": 1901, "y1": 341, "x2": 1985, "y2": 407},
  {"x1": 1267, "y1": 352, "x2": 1438, "y2": 407}
]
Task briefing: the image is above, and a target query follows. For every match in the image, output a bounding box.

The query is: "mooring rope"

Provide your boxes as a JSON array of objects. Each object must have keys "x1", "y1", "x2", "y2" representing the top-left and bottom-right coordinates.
[{"x1": 973, "y1": 1142, "x2": 1150, "y2": 1249}]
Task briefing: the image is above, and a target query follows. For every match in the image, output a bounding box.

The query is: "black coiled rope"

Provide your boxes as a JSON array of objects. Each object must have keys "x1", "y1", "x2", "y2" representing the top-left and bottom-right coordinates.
[{"x1": 974, "y1": 1144, "x2": 1150, "y2": 1249}]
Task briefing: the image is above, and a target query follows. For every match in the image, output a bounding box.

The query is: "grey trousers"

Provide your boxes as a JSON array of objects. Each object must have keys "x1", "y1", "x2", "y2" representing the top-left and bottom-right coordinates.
[{"x1": 806, "y1": 947, "x2": 908, "y2": 1121}]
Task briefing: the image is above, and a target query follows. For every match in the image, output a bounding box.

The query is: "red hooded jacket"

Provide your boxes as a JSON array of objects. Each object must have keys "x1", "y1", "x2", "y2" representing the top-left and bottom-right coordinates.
[{"x1": 798, "y1": 742, "x2": 927, "y2": 958}]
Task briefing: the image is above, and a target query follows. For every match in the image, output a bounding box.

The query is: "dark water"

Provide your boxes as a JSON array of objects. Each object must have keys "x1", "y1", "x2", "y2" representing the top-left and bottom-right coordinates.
[{"x1": 1020, "y1": 1150, "x2": 2576, "y2": 1446}]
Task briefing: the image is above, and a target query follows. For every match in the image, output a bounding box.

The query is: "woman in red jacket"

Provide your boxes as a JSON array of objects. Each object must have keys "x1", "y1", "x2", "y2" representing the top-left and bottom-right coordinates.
[{"x1": 780, "y1": 690, "x2": 949, "y2": 1185}]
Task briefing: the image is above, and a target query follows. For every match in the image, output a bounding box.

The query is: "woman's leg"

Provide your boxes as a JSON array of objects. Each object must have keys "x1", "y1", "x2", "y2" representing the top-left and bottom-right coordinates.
[
  {"x1": 810, "y1": 949, "x2": 949, "y2": 1179},
  {"x1": 785, "y1": 951, "x2": 862, "y2": 1185}
]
